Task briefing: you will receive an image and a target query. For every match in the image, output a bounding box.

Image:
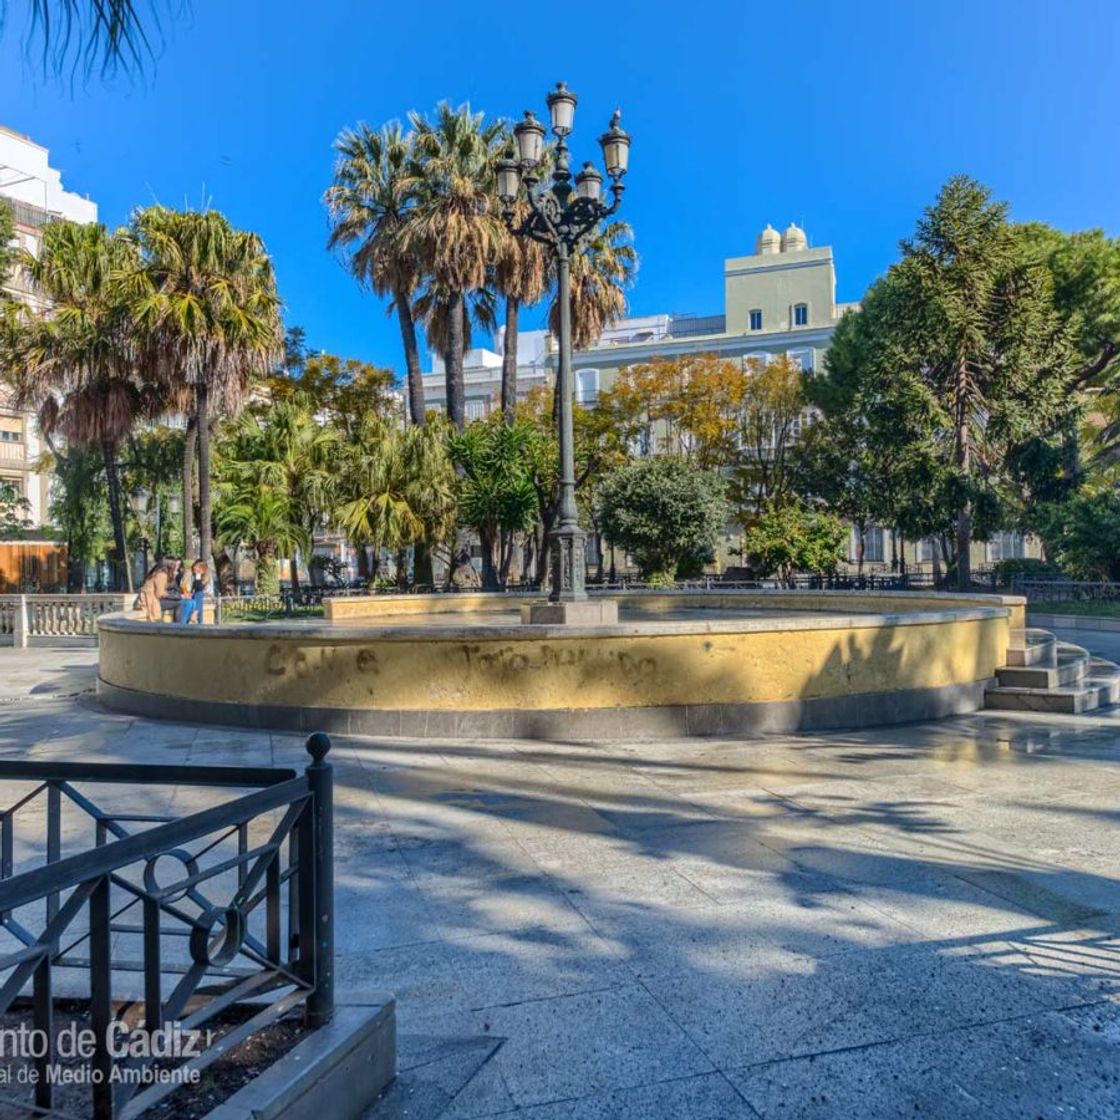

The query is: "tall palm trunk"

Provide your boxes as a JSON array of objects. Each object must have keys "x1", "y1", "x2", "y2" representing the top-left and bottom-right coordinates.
[
  {"x1": 396, "y1": 287, "x2": 426, "y2": 425},
  {"x1": 501, "y1": 296, "x2": 519, "y2": 424},
  {"x1": 445, "y1": 296, "x2": 466, "y2": 429},
  {"x1": 197, "y1": 382, "x2": 214, "y2": 573},
  {"x1": 101, "y1": 439, "x2": 132, "y2": 593},
  {"x1": 182, "y1": 414, "x2": 198, "y2": 560}
]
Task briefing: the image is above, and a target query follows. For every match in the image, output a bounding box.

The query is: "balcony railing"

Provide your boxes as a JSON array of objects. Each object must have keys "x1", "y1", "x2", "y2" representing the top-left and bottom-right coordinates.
[{"x1": 0, "y1": 735, "x2": 334, "y2": 1119}]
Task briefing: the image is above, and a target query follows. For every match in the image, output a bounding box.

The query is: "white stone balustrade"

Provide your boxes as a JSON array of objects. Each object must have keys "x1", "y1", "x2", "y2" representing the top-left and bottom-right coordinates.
[{"x1": 0, "y1": 594, "x2": 132, "y2": 647}]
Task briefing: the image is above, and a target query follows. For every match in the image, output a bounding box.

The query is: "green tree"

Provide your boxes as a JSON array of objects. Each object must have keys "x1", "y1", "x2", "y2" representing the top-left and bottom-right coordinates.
[
  {"x1": 403, "y1": 102, "x2": 504, "y2": 428},
  {"x1": 263, "y1": 348, "x2": 397, "y2": 437},
  {"x1": 598, "y1": 457, "x2": 728, "y2": 584},
  {"x1": 0, "y1": 480, "x2": 31, "y2": 538},
  {"x1": 334, "y1": 415, "x2": 456, "y2": 585},
  {"x1": 129, "y1": 206, "x2": 283, "y2": 572},
  {"x1": 830, "y1": 177, "x2": 1078, "y2": 588},
  {"x1": 2, "y1": 219, "x2": 149, "y2": 590},
  {"x1": 214, "y1": 395, "x2": 339, "y2": 591},
  {"x1": 0, "y1": 199, "x2": 15, "y2": 294},
  {"x1": 325, "y1": 123, "x2": 428, "y2": 425},
  {"x1": 121, "y1": 425, "x2": 186, "y2": 560},
  {"x1": 43, "y1": 444, "x2": 111, "y2": 590},
  {"x1": 449, "y1": 417, "x2": 540, "y2": 589},
  {"x1": 213, "y1": 486, "x2": 295, "y2": 597},
  {"x1": 744, "y1": 501, "x2": 847, "y2": 587},
  {"x1": 1033, "y1": 490, "x2": 1120, "y2": 581}
]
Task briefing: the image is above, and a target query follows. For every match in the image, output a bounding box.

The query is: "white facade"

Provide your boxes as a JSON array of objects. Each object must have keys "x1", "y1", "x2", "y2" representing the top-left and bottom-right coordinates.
[{"x1": 1, "y1": 125, "x2": 99, "y2": 528}]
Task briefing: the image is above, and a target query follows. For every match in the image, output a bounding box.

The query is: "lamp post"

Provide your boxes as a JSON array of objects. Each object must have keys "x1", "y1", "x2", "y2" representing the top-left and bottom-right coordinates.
[
  {"x1": 129, "y1": 488, "x2": 150, "y2": 582},
  {"x1": 499, "y1": 83, "x2": 630, "y2": 623}
]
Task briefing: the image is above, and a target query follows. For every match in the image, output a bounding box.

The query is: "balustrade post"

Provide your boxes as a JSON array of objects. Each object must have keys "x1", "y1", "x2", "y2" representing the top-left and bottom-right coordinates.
[
  {"x1": 13, "y1": 595, "x2": 27, "y2": 649},
  {"x1": 302, "y1": 732, "x2": 334, "y2": 1026}
]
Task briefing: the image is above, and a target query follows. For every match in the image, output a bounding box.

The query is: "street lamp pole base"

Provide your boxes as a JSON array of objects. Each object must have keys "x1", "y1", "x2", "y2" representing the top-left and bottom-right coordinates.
[
  {"x1": 547, "y1": 524, "x2": 589, "y2": 604},
  {"x1": 522, "y1": 599, "x2": 619, "y2": 626}
]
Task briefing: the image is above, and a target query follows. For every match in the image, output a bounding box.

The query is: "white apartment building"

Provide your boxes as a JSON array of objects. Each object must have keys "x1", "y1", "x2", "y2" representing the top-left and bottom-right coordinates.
[{"x1": 0, "y1": 124, "x2": 98, "y2": 528}]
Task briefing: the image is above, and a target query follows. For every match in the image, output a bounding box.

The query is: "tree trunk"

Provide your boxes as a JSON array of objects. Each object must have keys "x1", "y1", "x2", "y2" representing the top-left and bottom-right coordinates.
[
  {"x1": 479, "y1": 527, "x2": 500, "y2": 591},
  {"x1": 290, "y1": 551, "x2": 301, "y2": 594},
  {"x1": 354, "y1": 542, "x2": 369, "y2": 581},
  {"x1": 499, "y1": 531, "x2": 515, "y2": 587},
  {"x1": 501, "y1": 296, "x2": 519, "y2": 424},
  {"x1": 414, "y1": 540, "x2": 434, "y2": 588},
  {"x1": 446, "y1": 296, "x2": 466, "y2": 429},
  {"x1": 954, "y1": 359, "x2": 973, "y2": 591},
  {"x1": 182, "y1": 413, "x2": 198, "y2": 560},
  {"x1": 397, "y1": 288, "x2": 426, "y2": 425},
  {"x1": 396, "y1": 545, "x2": 409, "y2": 590},
  {"x1": 101, "y1": 439, "x2": 131, "y2": 593},
  {"x1": 197, "y1": 383, "x2": 214, "y2": 573}
]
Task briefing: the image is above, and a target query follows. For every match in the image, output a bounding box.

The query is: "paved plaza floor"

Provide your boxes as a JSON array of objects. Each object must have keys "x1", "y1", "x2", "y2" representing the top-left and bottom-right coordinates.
[{"x1": 0, "y1": 636, "x2": 1118, "y2": 1118}]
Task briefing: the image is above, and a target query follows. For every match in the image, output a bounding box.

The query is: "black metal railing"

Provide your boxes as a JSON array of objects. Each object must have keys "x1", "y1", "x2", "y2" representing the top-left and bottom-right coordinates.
[
  {"x1": 1012, "y1": 578, "x2": 1120, "y2": 604},
  {"x1": 0, "y1": 734, "x2": 334, "y2": 1119}
]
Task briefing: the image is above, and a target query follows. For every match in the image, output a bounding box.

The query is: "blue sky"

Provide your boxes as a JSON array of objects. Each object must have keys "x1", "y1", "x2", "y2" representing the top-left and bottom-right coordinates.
[{"x1": 2, "y1": 0, "x2": 1118, "y2": 373}]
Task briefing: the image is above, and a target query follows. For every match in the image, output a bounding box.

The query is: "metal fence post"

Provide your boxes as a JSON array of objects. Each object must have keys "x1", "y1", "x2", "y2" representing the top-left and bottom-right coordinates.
[{"x1": 303, "y1": 732, "x2": 334, "y2": 1026}]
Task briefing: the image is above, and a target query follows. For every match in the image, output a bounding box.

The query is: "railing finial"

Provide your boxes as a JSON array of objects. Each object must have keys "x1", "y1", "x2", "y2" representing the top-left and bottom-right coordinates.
[{"x1": 305, "y1": 731, "x2": 331, "y2": 763}]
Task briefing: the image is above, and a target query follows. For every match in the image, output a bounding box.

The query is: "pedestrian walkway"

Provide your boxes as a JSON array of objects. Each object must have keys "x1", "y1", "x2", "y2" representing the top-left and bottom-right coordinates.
[{"x1": 0, "y1": 648, "x2": 1117, "y2": 1118}]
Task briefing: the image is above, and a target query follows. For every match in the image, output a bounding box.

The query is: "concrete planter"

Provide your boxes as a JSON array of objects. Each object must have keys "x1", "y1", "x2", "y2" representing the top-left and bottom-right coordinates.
[{"x1": 203, "y1": 996, "x2": 395, "y2": 1120}]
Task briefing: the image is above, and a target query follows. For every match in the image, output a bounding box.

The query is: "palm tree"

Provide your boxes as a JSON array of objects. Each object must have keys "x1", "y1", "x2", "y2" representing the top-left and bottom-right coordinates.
[
  {"x1": 2, "y1": 219, "x2": 148, "y2": 590},
  {"x1": 5, "y1": 0, "x2": 169, "y2": 78},
  {"x1": 403, "y1": 102, "x2": 505, "y2": 428},
  {"x1": 128, "y1": 206, "x2": 282, "y2": 572},
  {"x1": 492, "y1": 190, "x2": 549, "y2": 423},
  {"x1": 215, "y1": 395, "x2": 339, "y2": 591},
  {"x1": 325, "y1": 122, "x2": 428, "y2": 426},
  {"x1": 214, "y1": 484, "x2": 297, "y2": 598},
  {"x1": 335, "y1": 415, "x2": 456, "y2": 584},
  {"x1": 549, "y1": 219, "x2": 637, "y2": 350},
  {"x1": 412, "y1": 282, "x2": 496, "y2": 369},
  {"x1": 449, "y1": 418, "x2": 540, "y2": 589}
]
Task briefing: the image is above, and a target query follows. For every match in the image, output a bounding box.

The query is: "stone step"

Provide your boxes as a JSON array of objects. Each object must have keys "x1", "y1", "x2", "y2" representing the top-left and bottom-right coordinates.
[
  {"x1": 1004, "y1": 628, "x2": 1056, "y2": 668},
  {"x1": 996, "y1": 651, "x2": 1088, "y2": 690},
  {"x1": 985, "y1": 658, "x2": 1120, "y2": 715}
]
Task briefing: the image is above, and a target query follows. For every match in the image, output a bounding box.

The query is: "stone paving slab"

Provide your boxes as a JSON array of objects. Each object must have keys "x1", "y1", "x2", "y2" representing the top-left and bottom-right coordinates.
[{"x1": 0, "y1": 646, "x2": 1118, "y2": 1117}]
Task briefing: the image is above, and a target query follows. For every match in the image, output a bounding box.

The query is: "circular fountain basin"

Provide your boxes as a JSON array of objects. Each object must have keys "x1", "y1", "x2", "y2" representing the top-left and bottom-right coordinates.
[{"x1": 96, "y1": 590, "x2": 1025, "y2": 739}]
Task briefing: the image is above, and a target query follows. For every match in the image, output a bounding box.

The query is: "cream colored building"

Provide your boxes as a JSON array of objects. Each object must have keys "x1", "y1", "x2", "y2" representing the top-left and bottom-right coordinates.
[
  {"x1": 571, "y1": 223, "x2": 857, "y2": 404},
  {"x1": 1, "y1": 125, "x2": 98, "y2": 529}
]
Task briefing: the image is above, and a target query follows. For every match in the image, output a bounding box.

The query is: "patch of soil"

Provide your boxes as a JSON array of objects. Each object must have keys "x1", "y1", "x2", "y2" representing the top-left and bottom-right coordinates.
[{"x1": 0, "y1": 998, "x2": 315, "y2": 1119}]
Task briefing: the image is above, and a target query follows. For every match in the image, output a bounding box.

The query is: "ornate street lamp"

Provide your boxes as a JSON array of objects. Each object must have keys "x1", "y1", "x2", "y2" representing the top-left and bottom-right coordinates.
[{"x1": 500, "y1": 83, "x2": 630, "y2": 623}]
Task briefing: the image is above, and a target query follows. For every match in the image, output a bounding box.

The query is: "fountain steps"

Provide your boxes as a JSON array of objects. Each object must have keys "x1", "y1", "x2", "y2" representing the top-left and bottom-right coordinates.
[{"x1": 985, "y1": 631, "x2": 1120, "y2": 715}]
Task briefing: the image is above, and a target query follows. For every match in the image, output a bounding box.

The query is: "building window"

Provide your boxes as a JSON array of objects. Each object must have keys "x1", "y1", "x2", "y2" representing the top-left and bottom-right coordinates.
[
  {"x1": 576, "y1": 368, "x2": 599, "y2": 406},
  {"x1": 749, "y1": 309, "x2": 763, "y2": 331},
  {"x1": 853, "y1": 525, "x2": 884, "y2": 564},
  {"x1": 986, "y1": 531, "x2": 1026, "y2": 563},
  {"x1": 794, "y1": 303, "x2": 809, "y2": 326},
  {"x1": 787, "y1": 349, "x2": 814, "y2": 372},
  {"x1": 917, "y1": 537, "x2": 939, "y2": 564},
  {"x1": 465, "y1": 397, "x2": 489, "y2": 421},
  {"x1": 0, "y1": 430, "x2": 22, "y2": 443}
]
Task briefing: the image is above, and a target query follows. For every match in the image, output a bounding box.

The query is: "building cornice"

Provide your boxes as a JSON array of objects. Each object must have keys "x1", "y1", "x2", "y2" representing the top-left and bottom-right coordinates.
[{"x1": 570, "y1": 326, "x2": 836, "y2": 368}]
